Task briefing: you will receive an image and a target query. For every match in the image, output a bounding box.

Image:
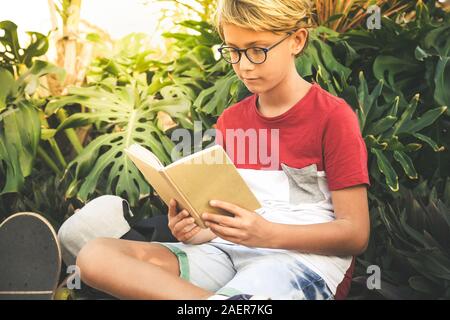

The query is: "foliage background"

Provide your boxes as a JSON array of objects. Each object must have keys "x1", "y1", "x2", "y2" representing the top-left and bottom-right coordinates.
[{"x1": 0, "y1": 0, "x2": 449, "y2": 299}]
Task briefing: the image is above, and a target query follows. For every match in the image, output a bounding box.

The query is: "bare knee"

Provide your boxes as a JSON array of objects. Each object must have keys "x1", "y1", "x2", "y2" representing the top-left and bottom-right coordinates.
[
  {"x1": 76, "y1": 237, "x2": 115, "y2": 286},
  {"x1": 76, "y1": 238, "x2": 180, "y2": 286},
  {"x1": 135, "y1": 243, "x2": 180, "y2": 275}
]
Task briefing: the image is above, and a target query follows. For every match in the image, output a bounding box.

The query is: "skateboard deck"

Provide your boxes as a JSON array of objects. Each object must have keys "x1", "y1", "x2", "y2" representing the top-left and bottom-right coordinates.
[{"x1": 0, "y1": 212, "x2": 61, "y2": 300}]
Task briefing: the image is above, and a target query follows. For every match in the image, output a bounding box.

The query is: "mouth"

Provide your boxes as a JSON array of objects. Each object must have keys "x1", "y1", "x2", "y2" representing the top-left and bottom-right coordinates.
[{"x1": 243, "y1": 77, "x2": 260, "y2": 81}]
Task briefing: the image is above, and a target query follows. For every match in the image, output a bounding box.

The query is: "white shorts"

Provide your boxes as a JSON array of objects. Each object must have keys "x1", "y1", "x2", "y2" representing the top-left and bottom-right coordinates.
[{"x1": 155, "y1": 241, "x2": 334, "y2": 300}]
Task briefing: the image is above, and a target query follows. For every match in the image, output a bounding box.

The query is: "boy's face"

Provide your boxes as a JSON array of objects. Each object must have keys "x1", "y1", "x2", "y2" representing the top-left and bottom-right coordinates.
[{"x1": 221, "y1": 23, "x2": 306, "y2": 94}]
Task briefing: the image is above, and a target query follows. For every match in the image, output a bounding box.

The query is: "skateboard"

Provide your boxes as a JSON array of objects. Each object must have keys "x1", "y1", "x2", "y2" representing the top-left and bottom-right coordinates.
[{"x1": 0, "y1": 212, "x2": 61, "y2": 300}]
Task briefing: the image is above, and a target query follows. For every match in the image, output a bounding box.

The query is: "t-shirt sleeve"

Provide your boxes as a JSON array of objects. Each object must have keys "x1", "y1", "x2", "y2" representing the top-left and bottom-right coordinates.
[
  {"x1": 214, "y1": 113, "x2": 226, "y2": 149},
  {"x1": 322, "y1": 103, "x2": 370, "y2": 191}
]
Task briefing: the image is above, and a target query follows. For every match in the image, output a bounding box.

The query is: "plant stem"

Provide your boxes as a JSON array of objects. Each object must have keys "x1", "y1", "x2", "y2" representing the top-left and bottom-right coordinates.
[
  {"x1": 56, "y1": 109, "x2": 84, "y2": 154},
  {"x1": 39, "y1": 111, "x2": 67, "y2": 168},
  {"x1": 37, "y1": 146, "x2": 62, "y2": 176},
  {"x1": 48, "y1": 138, "x2": 67, "y2": 168}
]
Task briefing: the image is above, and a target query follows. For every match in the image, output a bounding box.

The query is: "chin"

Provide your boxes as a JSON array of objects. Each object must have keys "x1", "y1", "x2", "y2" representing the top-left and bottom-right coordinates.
[{"x1": 245, "y1": 83, "x2": 268, "y2": 95}]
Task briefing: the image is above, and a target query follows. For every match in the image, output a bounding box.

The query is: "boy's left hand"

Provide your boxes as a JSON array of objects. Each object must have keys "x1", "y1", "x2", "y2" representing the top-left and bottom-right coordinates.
[{"x1": 201, "y1": 200, "x2": 273, "y2": 248}]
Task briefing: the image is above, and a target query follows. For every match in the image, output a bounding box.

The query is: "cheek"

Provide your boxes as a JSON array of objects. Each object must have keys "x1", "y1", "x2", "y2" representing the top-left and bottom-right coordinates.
[
  {"x1": 231, "y1": 64, "x2": 241, "y2": 77},
  {"x1": 258, "y1": 62, "x2": 285, "y2": 84},
  {"x1": 266, "y1": 53, "x2": 292, "y2": 79}
]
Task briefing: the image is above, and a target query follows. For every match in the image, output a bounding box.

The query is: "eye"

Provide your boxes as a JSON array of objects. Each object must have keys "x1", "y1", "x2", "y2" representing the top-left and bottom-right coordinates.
[
  {"x1": 246, "y1": 47, "x2": 267, "y2": 64},
  {"x1": 219, "y1": 47, "x2": 240, "y2": 63}
]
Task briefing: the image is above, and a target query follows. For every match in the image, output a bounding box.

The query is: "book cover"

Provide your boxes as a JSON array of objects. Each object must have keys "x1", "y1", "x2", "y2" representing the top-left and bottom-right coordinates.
[{"x1": 124, "y1": 144, "x2": 261, "y2": 228}]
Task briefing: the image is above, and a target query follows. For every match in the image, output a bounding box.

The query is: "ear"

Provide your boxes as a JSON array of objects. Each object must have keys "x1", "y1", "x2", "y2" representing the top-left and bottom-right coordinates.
[{"x1": 291, "y1": 28, "x2": 308, "y2": 56}]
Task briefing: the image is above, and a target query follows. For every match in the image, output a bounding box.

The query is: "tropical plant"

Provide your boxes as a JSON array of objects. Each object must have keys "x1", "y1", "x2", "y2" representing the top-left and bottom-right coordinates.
[
  {"x1": 0, "y1": 170, "x2": 82, "y2": 228},
  {"x1": 352, "y1": 177, "x2": 450, "y2": 299},
  {"x1": 43, "y1": 19, "x2": 248, "y2": 207},
  {"x1": 45, "y1": 82, "x2": 193, "y2": 206},
  {"x1": 346, "y1": 72, "x2": 446, "y2": 192},
  {"x1": 156, "y1": 0, "x2": 217, "y2": 23},
  {"x1": 0, "y1": 20, "x2": 87, "y2": 196},
  {"x1": 296, "y1": 27, "x2": 352, "y2": 95},
  {"x1": 312, "y1": 0, "x2": 415, "y2": 33},
  {"x1": 0, "y1": 61, "x2": 61, "y2": 193},
  {"x1": 340, "y1": 0, "x2": 450, "y2": 184},
  {"x1": 0, "y1": 20, "x2": 49, "y2": 75},
  {"x1": 340, "y1": 2, "x2": 449, "y2": 105},
  {"x1": 86, "y1": 33, "x2": 158, "y2": 88},
  {"x1": 42, "y1": 20, "x2": 224, "y2": 206}
]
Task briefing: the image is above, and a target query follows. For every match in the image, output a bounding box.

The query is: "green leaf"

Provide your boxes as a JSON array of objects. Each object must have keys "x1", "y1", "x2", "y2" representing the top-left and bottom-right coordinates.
[
  {"x1": 434, "y1": 57, "x2": 450, "y2": 108},
  {"x1": 414, "y1": 46, "x2": 431, "y2": 61},
  {"x1": 0, "y1": 20, "x2": 21, "y2": 67},
  {"x1": 373, "y1": 55, "x2": 421, "y2": 94},
  {"x1": 18, "y1": 60, "x2": 65, "y2": 95},
  {"x1": 2, "y1": 101, "x2": 40, "y2": 177},
  {"x1": 367, "y1": 115, "x2": 397, "y2": 136},
  {"x1": 194, "y1": 71, "x2": 238, "y2": 116},
  {"x1": 393, "y1": 94, "x2": 419, "y2": 135},
  {"x1": 295, "y1": 32, "x2": 351, "y2": 94},
  {"x1": 40, "y1": 128, "x2": 57, "y2": 140},
  {"x1": 365, "y1": 135, "x2": 388, "y2": 150},
  {"x1": 372, "y1": 148, "x2": 399, "y2": 191},
  {"x1": 53, "y1": 83, "x2": 183, "y2": 205},
  {"x1": 0, "y1": 99, "x2": 40, "y2": 194},
  {"x1": 0, "y1": 130, "x2": 24, "y2": 194},
  {"x1": 22, "y1": 32, "x2": 49, "y2": 67},
  {"x1": 151, "y1": 86, "x2": 192, "y2": 128},
  {"x1": 0, "y1": 21, "x2": 49, "y2": 69},
  {"x1": 0, "y1": 68, "x2": 16, "y2": 112},
  {"x1": 393, "y1": 150, "x2": 418, "y2": 179},
  {"x1": 399, "y1": 106, "x2": 447, "y2": 134},
  {"x1": 56, "y1": 113, "x2": 115, "y2": 131},
  {"x1": 412, "y1": 133, "x2": 445, "y2": 152},
  {"x1": 46, "y1": 95, "x2": 88, "y2": 115}
]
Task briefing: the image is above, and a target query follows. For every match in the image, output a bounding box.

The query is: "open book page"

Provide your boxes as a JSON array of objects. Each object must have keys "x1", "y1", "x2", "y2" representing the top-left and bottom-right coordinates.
[
  {"x1": 164, "y1": 145, "x2": 261, "y2": 221},
  {"x1": 125, "y1": 144, "x2": 261, "y2": 229},
  {"x1": 166, "y1": 145, "x2": 224, "y2": 169},
  {"x1": 125, "y1": 144, "x2": 164, "y2": 170},
  {"x1": 124, "y1": 144, "x2": 208, "y2": 228}
]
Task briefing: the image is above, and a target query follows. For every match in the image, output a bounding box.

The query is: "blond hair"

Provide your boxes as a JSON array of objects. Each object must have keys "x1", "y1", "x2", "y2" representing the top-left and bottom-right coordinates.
[{"x1": 214, "y1": 0, "x2": 313, "y2": 40}]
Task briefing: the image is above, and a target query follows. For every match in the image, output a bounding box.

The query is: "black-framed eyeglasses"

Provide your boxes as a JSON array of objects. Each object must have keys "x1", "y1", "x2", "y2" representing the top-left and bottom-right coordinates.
[{"x1": 218, "y1": 32, "x2": 294, "y2": 65}]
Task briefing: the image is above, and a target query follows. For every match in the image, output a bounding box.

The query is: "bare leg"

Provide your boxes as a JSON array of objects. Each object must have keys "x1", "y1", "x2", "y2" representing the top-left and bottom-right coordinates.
[{"x1": 76, "y1": 237, "x2": 213, "y2": 300}]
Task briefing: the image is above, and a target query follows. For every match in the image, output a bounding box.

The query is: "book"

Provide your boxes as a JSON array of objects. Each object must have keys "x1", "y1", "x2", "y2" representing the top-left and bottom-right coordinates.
[{"x1": 124, "y1": 143, "x2": 262, "y2": 228}]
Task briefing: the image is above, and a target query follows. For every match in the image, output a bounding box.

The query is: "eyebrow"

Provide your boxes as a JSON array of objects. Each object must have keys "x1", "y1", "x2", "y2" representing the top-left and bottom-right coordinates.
[{"x1": 225, "y1": 40, "x2": 268, "y2": 47}]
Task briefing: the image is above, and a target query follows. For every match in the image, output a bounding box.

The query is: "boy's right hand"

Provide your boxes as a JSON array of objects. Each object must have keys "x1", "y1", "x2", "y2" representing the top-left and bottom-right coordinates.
[{"x1": 168, "y1": 199, "x2": 201, "y2": 243}]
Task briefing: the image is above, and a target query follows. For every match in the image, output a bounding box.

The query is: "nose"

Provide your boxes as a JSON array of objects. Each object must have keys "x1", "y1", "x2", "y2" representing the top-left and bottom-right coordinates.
[{"x1": 238, "y1": 52, "x2": 255, "y2": 72}]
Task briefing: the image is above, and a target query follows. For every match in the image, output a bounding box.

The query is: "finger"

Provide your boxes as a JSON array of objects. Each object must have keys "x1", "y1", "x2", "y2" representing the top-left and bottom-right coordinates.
[
  {"x1": 209, "y1": 200, "x2": 246, "y2": 217},
  {"x1": 180, "y1": 226, "x2": 201, "y2": 242},
  {"x1": 218, "y1": 236, "x2": 242, "y2": 245},
  {"x1": 173, "y1": 216, "x2": 195, "y2": 234},
  {"x1": 181, "y1": 223, "x2": 197, "y2": 235},
  {"x1": 208, "y1": 228, "x2": 242, "y2": 245},
  {"x1": 169, "y1": 209, "x2": 189, "y2": 229},
  {"x1": 168, "y1": 199, "x2": 178, "y2": 218},
  {"x1": 202, "y1": 212, "x2": 240, "y2": 228},
  {"x1": 206, "y1": 222, "x2": 244, "y2": 239}
]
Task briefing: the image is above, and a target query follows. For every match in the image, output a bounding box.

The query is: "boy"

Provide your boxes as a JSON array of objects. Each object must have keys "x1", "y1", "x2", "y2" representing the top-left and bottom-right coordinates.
[{"x1": 68, "y1": 0, "x2": 370, "y2": 300}]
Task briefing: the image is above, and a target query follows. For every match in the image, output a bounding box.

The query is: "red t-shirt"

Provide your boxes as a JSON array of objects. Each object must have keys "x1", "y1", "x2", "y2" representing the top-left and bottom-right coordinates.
[{"x1": 214, "y1": 83, "x2": 370, "y2": 191}]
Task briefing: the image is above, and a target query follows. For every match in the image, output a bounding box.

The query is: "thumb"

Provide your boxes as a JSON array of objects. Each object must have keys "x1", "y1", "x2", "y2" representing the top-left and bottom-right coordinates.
[{"x1": 168, "y1": 198, "x2": 178, "y2": 217}]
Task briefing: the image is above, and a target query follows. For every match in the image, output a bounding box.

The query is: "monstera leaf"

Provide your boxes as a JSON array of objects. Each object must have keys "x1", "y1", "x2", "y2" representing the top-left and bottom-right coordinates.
[
  {"x1": 0, "y1": 20, "x2": 49, "y2": 73},
  {"x1": 46, "y1": 83, "x2": 192, "y2": 205}
]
